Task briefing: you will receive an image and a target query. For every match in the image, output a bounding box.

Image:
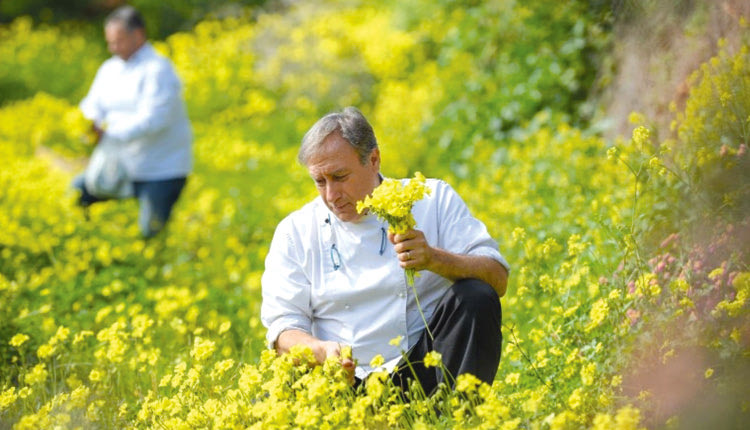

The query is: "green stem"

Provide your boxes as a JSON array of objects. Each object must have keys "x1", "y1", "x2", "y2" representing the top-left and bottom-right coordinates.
[{"x1": 407, "y1": 270, "x2": 434, "y2": 342}]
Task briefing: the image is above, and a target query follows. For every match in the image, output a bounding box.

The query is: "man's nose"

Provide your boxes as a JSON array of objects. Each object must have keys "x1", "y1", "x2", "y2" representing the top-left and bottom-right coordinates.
[{"x1": 326, "y1": 182, "x2": 341, "y2": 202}]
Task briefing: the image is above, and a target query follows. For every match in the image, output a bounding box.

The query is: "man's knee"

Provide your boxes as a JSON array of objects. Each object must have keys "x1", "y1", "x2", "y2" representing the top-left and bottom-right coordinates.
[{"x1": 449, "y1": 278, "x2": 502, "y2": 317}]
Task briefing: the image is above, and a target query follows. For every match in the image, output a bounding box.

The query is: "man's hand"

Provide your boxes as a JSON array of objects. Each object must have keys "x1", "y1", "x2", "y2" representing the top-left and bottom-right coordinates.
[
  {"x1": 91, "y1": 123, "x2": 104, "y2": 145},
  {"x1": 389, "y1": 229, "x2": 434, "y2": 271},
  {"x1": 277, "y1": 330, "x2": 355, "y2": 384},
  {"x1": 313, "y1": 340, "x2": 355, "y2": 383}
]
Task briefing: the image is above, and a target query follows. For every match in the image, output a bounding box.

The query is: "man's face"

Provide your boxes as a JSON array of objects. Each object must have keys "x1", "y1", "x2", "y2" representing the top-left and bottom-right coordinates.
[
  {"x1": 105, "y1": 22, "x2": 145, "y2": 61},
  {"x1": 307, "y1": 132, "x2": 380, "y2": 223}
]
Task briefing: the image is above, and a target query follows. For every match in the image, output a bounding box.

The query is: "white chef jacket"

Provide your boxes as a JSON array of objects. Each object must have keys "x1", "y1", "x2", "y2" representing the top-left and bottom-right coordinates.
[
  {"x1": 79, "y1": 42, "x2": 192, "y2": 181},
  {"x1": 261, "y1": 178, "x2": 509, "y2": 379}
]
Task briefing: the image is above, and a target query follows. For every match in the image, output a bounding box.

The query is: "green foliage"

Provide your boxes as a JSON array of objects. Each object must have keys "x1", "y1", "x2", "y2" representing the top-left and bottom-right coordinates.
[
  {"x1": 670, "y1": 40, "x2": 750, "y2": 225},
  {"x1": 387, "y1": 0, "x2": 613, "y2": 178},
  {"x1": 0, "y1": 17, "x2": 106, "y2": 105},
  {"x1": 603, "y1": 36, "x2": 750, "y2": 428},
  {"x1": 0, "y1": 0, "x2": 267, "y2": 39}
]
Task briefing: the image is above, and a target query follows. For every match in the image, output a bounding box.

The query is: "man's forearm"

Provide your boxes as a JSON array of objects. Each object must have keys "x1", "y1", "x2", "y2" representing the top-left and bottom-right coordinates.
[
  {"x1": 427, "y1": 249, "x2": 508, "y2": 297},
  {"x1": 276, "y1": 329, "x2": 320, "y2": 355},
  {"x1": 390, "y1": 229, "x2": 509, "y2": 297},
  {"x1": 276, "y1": 329, "x2": 343, "y2": 365}
]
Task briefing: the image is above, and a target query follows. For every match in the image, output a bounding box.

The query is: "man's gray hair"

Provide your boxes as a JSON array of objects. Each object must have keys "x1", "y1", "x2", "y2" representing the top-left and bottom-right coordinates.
[
  {"x1": 298, "y1": 107, "x2": 378, "y2": 166},
  {"x1": 105, "y1": 5, "x2": 146, "y2": 32}
]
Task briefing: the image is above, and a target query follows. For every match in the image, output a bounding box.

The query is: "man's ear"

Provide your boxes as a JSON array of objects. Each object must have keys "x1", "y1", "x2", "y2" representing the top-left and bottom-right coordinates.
[
  {"x1": 135, "y1": 27, "x2": 147, "y2": 43},
  {"x1": 369, "y1": 148, "x2": 380, "y2": 171}
]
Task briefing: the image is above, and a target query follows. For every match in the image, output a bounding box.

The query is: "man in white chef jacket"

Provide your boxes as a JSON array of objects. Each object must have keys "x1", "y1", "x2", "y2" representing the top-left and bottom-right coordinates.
[
  {"x1": 72, "y1": 5, "x2": 192, "y2": 238},
  {"x1": 261, "y1": 107, "x2": 509, "y2": 394}
]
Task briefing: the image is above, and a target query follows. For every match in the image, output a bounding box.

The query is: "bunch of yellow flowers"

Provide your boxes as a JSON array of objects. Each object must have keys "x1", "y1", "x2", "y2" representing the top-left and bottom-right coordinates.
[{"x1": 357, "y1": 172, "x2": 430, "y2": 285}]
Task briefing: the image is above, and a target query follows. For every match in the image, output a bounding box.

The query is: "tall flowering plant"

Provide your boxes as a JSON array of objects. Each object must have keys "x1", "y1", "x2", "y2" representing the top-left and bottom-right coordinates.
[{"x1": 356, "y1": 172, "x2": 430, "y2": 285}]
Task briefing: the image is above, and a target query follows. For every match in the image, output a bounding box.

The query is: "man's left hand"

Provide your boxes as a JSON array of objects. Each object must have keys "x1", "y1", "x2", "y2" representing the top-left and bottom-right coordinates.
[{"x1": 389, "y1": 229, "x2": 433, "y2": 271}]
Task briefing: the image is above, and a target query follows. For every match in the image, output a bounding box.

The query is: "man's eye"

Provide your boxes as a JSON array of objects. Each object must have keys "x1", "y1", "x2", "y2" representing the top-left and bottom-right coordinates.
[{"x1": 333, "y1": 175, "x2": 348, "y2": 181}]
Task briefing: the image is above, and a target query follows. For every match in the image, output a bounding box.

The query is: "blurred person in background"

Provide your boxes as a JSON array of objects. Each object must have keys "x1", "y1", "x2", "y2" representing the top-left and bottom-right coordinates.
[
  {"x1": 72, "y1": 5, "x2": 192, "y2": 238},
  {"x1": 261, "y1": 107, "x2": 509, "y2": 395}
]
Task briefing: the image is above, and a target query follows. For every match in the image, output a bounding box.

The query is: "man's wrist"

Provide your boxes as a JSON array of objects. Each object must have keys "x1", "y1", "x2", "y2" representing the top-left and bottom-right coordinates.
[{"x1": 426, "y1": 246, "x2": 451, "y2": 277}]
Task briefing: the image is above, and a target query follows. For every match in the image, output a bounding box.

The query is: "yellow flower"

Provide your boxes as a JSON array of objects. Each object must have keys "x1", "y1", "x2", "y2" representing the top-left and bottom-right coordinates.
[
  {"x1": 632, "y1": 126, "x2": 651, "y2": 146},
  {"x1": 387, "y1": 404, "x2": 408, "y2": 427},
  {"x1": 370, "y1": 354, "x2": 385, "y2": 368},
  {"x1": 357, "y1": 172, "x2": 430, "y2": 234},
  {"x1": 190, "y1": 336, "x2": 217, "y2": 362},
  {"x1": 218, "y1": 321, "x2": 232, "y2": 335},
  {"x1": 568, "y1": 387, "x2": 583, "y2": 410},
  {"x1": 18, "y1": 387, "x2": 32, "y2": 399},
  {"x1": 592, "y1": 413, "x2": 614, "y2": 430},
  {"x1": 423, "y1": 351, "x2": 442, "y2": 368},
  {"x1": 25, "y1": 363, "x2": 48, "y2": 385},
  {"x1": 89, "y1": 368, "x2": 105, "y2": 383},
  {"x1": 708, "y1": 267, "x2": 724, "y2": 279},
  {"x1": 212, "y1": 359, "x2": 236, "y2": 379},
  {"x1": 9, "y1": 333, "x2": 30, "y2": 348},
  {"x1": 356, "y1": 172, "x2": 431, "y2": 285},
  {"x1": 37, "y1": 343, "x2": 56, "y2": 360},
  {"x1": 158, "y1": 374, "x2": 172, "y2": 387},
  {"x1": 567, "y1": 234, "x2": 586, "y2": 256},
  {"x1": 585, "y1": 298, "x2": 609, "y2": 331},
  {"x1": 455, "y1": 373, "x2": 481, "y2": 393},
  {"x1": 614, "y1": 405, "x2": 642, "y2": 429},
  {"x1": 51, "y1": 325, "x2": 70, "y2": 344},
  {"x1": 611, "y1": 374, "x2": 623, "y2": 387},
  {"x1": 340, "y1": 344, "x2": 353, "y2": 361},
  {"x1": 580, "y1": 363, "x2": 596, "y2": 386},
  {"x1": 0, "y1": 387, "x2": 18, "y2": 411},
  {"x1": 389, "y1": 335, "x2": 403, "y2": 346},
  {"x1": 704, "y1": 368, "x2": 714, "y2": 379},
  {"x1": 504, "y1": 372, "x2": 520, "y2": 386}
]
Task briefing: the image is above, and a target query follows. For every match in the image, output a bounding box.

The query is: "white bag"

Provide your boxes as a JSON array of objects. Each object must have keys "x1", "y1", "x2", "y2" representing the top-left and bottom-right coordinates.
[{"x1": 84, "y1": 137, "x2": 133, "y2": 198}]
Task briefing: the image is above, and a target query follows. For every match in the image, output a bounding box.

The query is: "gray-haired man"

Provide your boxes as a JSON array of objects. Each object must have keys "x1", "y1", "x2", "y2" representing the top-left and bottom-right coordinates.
[{"x1": 261, "y1": 107, "x2": 509, "y2": 393}]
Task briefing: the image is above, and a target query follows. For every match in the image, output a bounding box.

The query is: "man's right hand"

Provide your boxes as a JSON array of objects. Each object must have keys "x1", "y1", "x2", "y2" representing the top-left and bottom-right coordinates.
[
  {"x1": 315, "y1": 340, "x2": 355, "y2": 383},
  {"x1": 277, "y1": 330, "x2": 355, "y2": 383},
  {"x1": 91, "y1": 123, "x2": 104, "y2": 145}
]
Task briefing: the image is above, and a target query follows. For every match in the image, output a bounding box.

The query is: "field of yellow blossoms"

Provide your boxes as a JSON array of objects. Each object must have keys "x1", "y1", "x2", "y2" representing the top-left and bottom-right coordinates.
[{"x1": 1, "y1": 1, "x2": 748, "y2": 428}]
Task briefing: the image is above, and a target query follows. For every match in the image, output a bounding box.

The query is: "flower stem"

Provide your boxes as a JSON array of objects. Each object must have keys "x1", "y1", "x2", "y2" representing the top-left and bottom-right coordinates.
[{"x1": 407, "y1": 271, "x2": 434, "y2": 342}]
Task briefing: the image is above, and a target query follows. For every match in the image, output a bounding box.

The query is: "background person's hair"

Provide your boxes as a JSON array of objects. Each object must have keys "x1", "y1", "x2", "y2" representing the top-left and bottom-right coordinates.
[
  {"x1": 105, "y1": 5, "x2": 146, "y2": 32},
  {"x1": 298, "y1": 107, "x2": 378, "y2": 166}
]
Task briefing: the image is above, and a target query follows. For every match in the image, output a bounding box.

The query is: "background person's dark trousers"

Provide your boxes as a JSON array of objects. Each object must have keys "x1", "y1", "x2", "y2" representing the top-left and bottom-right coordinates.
[
  {"x1": 72, "y1": 174, "x2": 186, "y2": 238},
  {"x1": 391, "y1": 278, "x2": 503, "y2": 396}
]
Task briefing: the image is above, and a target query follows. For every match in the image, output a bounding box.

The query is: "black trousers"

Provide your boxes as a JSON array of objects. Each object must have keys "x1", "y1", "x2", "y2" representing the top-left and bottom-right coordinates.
[
  {"x1": 391, "y1": 278, "x2": 503, "y2": 395},
  {"x1": 73, "y1": 174, "x2": 186, "y2": 238}
]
